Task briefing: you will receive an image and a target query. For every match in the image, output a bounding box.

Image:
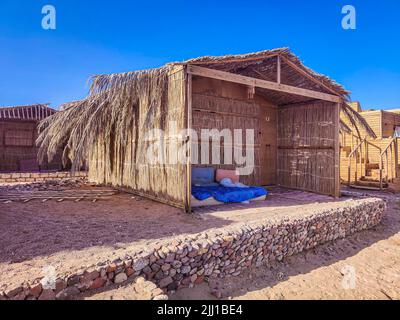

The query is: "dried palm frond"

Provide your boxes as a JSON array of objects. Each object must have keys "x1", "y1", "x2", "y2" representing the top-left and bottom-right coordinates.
[
  {"x1": 37, "y1": 66, "x2": 171, "y2": 173},
  {"x1": 339, "y1": 119, "x2": 352, "y2": 134},
  {"x1": 341, "y1": 103, "x2": 377, "y2": 139}
]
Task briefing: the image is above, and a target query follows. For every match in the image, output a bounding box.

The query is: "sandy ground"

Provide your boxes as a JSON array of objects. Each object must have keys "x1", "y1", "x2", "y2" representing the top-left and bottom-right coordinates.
[
  {"x1": 1, "y1": 182, "x2": 398, "y2": 300},
  {"x1": 170, "y1": 199, "x2": 400, "y2": 300},
  {"x1": 81, "y1": 282, "x2": 148, "y2": 300},
  {"x1": 77, "y1": 277, "x2": 162, "y2": 300},
  {"x1": 0, "y1": 184, "x2": 348, "y2": 290}
]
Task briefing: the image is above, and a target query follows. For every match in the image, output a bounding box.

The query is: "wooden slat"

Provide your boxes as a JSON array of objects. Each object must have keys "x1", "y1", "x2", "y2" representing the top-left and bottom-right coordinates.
[{"x1": 187, "y1": 65, "x2": 342, "y2": 103}]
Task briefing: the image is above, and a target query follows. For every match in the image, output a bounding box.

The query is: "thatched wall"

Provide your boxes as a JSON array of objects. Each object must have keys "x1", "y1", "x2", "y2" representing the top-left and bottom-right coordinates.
[
  {"x1": 277, "y1": 101, "x2": 338, "y2": 195},
  {"x1": 88, "y1": 67, "x2": 188, "y2": 208}
]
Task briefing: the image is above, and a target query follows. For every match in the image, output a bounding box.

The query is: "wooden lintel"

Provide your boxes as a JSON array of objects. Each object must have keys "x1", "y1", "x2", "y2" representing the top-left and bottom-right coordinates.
[{"x1": 187, "y1": 65, "x2": 342, "y2": 103}]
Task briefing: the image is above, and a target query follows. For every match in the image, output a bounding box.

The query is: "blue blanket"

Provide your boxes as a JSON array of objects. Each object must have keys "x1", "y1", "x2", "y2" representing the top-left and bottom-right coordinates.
[{"x1": 192, "y1": 185, "x2": 268, "y2": 203}]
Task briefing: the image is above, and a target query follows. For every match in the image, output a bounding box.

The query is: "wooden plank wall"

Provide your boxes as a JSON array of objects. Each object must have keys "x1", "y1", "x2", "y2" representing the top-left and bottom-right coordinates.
[
  {"x1": 340, "y1": 109, "x2": 400, "y2": 182},
  {"x1": 381, "y1": 110, "x2": 400, "y2": 138},
  {"x1": 0, "y1": 120, "x2": 62, "y2": 172},
  {"x1": 277, "y1": 101, "x2": 337, "y2": 196}
]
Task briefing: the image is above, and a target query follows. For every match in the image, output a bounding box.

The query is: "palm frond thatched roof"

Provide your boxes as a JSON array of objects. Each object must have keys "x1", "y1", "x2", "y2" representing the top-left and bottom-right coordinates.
[
  {"x1": 37, "y1": 67, "x2": 170, "y2": 170},
  {"x1": 0, "y1": 103, "x2": 56, "y2": 121}
]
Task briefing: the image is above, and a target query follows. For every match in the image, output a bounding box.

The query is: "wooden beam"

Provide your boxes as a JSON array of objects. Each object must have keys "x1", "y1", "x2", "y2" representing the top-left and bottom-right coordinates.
[{"x1": 187, "y1": 65, "x2": 342, "y2": 103}]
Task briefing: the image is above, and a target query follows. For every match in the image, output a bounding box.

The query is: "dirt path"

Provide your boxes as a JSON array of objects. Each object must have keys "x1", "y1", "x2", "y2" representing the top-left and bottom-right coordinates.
[{"x1": 170, "y1": 200, "x2": 400, "y2": 300}]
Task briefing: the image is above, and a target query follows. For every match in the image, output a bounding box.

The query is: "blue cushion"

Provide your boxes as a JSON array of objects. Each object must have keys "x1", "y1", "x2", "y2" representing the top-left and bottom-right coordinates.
[
  {"x1": 192, "y1": 167, "x2": 215, "y2": 186},
  {"x1": 192, "y1": 185, "x2": 268, "y2": 203}
]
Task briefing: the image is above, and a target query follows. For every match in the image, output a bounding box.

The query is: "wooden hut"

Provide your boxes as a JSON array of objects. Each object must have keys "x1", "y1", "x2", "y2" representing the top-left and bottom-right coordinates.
[
  {"x1": 38, "y1": 48, "x2": 354, "y2": 211},
  {"x1": 0, "y1": 104, "x2": 61, "y2": 172}
]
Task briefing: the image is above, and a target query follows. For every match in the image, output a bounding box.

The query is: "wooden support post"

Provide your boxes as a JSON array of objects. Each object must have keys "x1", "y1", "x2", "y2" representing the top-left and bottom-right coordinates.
[
  {"x1": 390, "y1": 144, "x2": 393, "y2": 182},
  {"x1": 348, "y1": 156, "x2": 351, "y2": 187},
  {"x1": 277, "y1": 55, "x2": 281, "y2": 84},
  {"x1": 355, "y1": 146, "x2": 358, "y2": 184},
  {"x1": 364, "y1": 140, "x2": 367, "y2": 177},
  {"x1": 379, "y1": 156, "x2": 383, "y2": 190},
  {"x1": 185, "y1": 70, "x2": 193, "y2": 213},
  {"x1": 386, "y1": 152, "x2": 389, "y2": 183},
  {"x1": 395, "y1": 138, "x2": 399, "y2": 179},
  {"x1": 334, "y1": 102, "x2": 341, "y2": 197}
]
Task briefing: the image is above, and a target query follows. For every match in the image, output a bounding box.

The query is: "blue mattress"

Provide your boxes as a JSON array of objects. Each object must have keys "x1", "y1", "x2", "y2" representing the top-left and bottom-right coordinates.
[{"x1": 192, "y1": 185, "x2": 268, "y2": 203}]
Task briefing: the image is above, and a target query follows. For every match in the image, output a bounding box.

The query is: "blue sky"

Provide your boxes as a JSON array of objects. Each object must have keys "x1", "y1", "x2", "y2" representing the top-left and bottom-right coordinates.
[{"x1": 0, "y1": 0, "x2": 399, "y2": 110}]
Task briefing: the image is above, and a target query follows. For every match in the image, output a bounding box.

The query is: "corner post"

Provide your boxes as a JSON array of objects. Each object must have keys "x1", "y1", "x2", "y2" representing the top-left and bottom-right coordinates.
[
  {"x1": 277, "y1": 55, "x2": 281, "y2": 84},
  {"x1": 185, "y1": 67, "x2": 193, "y2": 213},
  {"x1": 334, "y1": 102, "x2": 341, "y2": 197}
]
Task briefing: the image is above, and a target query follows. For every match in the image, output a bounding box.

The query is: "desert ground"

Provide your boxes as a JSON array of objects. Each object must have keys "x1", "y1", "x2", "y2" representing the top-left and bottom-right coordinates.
[{"x1": 0, "y1": 181, "x2": 399, "y2": 300}]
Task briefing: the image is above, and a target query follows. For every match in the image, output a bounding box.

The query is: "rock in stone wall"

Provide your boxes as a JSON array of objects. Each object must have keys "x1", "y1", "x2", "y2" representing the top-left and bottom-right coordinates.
[{"x1": 1, "y1": 198, "x2": 386, "y2": 300}]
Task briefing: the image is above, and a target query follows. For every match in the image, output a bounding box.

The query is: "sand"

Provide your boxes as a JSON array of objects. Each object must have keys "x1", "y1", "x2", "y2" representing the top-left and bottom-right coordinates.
[{"x1": 1, "y1": 182, "x2": 398, "y2": 300}]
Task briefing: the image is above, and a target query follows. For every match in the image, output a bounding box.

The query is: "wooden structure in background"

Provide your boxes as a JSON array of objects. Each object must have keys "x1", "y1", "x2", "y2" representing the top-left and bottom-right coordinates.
[
  {"x1": 0, "y1": 104, "x2": 62, "y2": 172},
  {"x1": 340, "y1": 102, "x2": 400, "y2": 190},
  {"x1": 38, "y1": 48, "x2": 348, "y2": 211}
]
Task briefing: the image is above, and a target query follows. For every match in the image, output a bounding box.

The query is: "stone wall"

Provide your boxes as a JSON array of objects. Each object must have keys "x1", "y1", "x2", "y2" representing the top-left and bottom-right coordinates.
[
  {"x1": 0, "y1": 171, "x2": 87, "y2": 184},
  {"x1": 1, "y1": 198, "x2": 386, "y2": 300}
]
